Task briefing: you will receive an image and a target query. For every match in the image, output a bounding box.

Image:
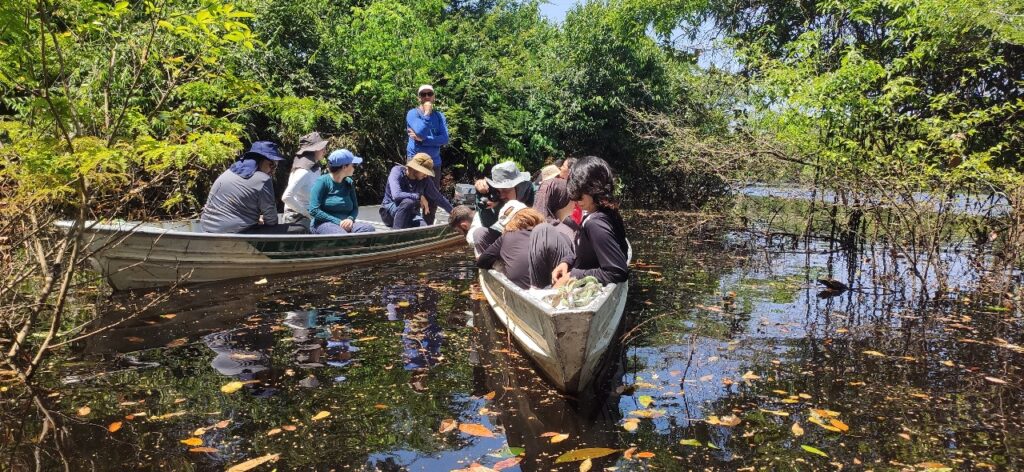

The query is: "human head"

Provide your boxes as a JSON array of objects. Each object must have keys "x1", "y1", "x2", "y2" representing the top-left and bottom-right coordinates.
[
  {"x1": 567, "y1": 156, "x2": 617, "y2": 213},
  {"x1": 243, "y1": 141, "x2": 284, "y2": 175},
  {"x1": 448, "y1": 205, "x2": 475, "y2": 235},
  {"x1": 417, "y1": 84, "x2": 435, "y2": 104},
  {"x1": 504, "y1": 208, "x2": 544, "y2": 232},
  {"x1": 486, "y1": 161, "x2": 531, "y2": 191},
  {"x1": 493, "y1": 200, "x2": 528, "y2": 232},
  {"x1": 327, "y1": 149, "x2": 362, "y2": 179},
  {"x1": 559, "y1": 157, "x2": 576, "y2": 180},
  {"x1": 406, "y1": 153, "x2": 435, "y2": 180}
]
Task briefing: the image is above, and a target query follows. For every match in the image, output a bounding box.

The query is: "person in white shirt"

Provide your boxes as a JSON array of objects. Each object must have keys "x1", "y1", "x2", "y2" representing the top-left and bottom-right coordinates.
[{"x1": 282, "y1": 132, "x2": 328, "y2": 232}]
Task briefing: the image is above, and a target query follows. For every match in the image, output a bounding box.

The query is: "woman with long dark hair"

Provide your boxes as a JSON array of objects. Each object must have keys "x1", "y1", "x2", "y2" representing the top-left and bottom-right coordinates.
[{"x1": 529, "y1": 156, "x2": 629, "y2": 287}]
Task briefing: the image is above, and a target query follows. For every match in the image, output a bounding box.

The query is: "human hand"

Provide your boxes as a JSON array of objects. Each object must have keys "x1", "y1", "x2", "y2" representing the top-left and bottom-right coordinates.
[
  {"x1": 551, "y1": 263, "x2": 570, "y2": 287},
  {"x1": 421, "y1": 101, "x2": 433, "y2": 115},
  {"x1": 420, "y1": 195, "x2": 431, "y2": 215},
  {"x1": 407, "y1": 127, "x2": 422, "y2": 142},
  {"x1": 474, "y1": 179, "x2": 489, "y2": 194},
  {"x1": 340, "y1": 219, "x2": 354, "y2": 231}
]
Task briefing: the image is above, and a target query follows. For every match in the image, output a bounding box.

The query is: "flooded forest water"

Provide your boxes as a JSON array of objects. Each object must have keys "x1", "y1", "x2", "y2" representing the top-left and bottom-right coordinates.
[{"x1": 2, "y1": 194, "x2": 1023, "y2": 471}]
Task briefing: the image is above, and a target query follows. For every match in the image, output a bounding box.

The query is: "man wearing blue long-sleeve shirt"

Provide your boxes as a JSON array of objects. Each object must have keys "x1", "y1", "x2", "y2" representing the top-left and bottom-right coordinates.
[
  {"x1": 406, "y1": 84, "x2": 449, "y2": 189},
  {"x1": 380, "y1": 153, "x2": 454, "y2": 229}
]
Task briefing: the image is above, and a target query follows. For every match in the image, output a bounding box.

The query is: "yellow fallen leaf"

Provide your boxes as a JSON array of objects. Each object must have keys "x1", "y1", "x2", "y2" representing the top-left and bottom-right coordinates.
[
  {"x1": 77, "y1": 406, "x2": 91, "y2": 417},
  {"x1": 940, "y1": 360, "x2": 955, "y2": 367},
  {"x1": 622, "y1": 419, "x2": 639, "y2": 432},
  {"x1": 707, "y1": 415, "x2": 741, "y2": 427},
  {"x1": 551, "y1": 433, "x2": 569, "y2": 443},
  {"x1": 829, "y1": 418, "x2": 850, "y2": 432},
  {"x1": 374, "y1": 404, "x2": 388, "y2": 410},
  {"x1": 192, "y1": 427, "x2": 208, "y2": 436},
  {"x1": 160, "y1": 313, "x2": 177, "y2": 319},
  {"x1": 899, "y1": 432, "x2": 912, "y2": 440},
  {"x1": 810, "y1": 408, "x2": 841, "y2": 418},
  {"x1": 312, "y1": 411, "x2": 331, "y2": 421},
  {"x1": 459, "y1": 423, "x2": 495, "y2": 438},
  {"x1": 916, "y1": 461, "x2": 948, "y2": 469},
  {"x1": 741, "y1": 371, "x2": 761, "y2": 381},
  {"x1": 984, "y1": 376, "x2": 1008, "y2": 385},
  {"x1": 397, "y1": 301, "x2": 410, "y2": 308},
  {"x1": 215, "y1": 420, "x2": 230, "y2": 428},
  {"x1": 254, "y1": 278, "x2": 268, "y2": 285},
  {"x1": 791, "y1": 422, "x2": 804, "y2": 437},
  {"x1": 759, "y1": 409, "x2": 789, "y2": 417},
  {"x1": 483, "y1": 391, "x2": 496, "y2": 400},
  {"x1": 579, "y1": 458, "x2": 592, "y2": 472},
  {"x1": 637, "y1": 395, "x2": 653, "y2": 408},
  {"x1": 623, "y1": 447, "x2": 637, "y2": 459},
  {"x1": 188, "y1": 447, "x2": 219, "y2": 453},
  {"x1": 493, "y1": 457, "x2": 522, "y2": 471},
  {"x1": 798, "y1": 393, "x2": 812, "y2": 399},
  {"x1": 108, "y1": 421, "x2": 123, "y2": 433},
  {"x1": 266, "y1": 428, "x2": 282, "y2": 436},
  {"x1": 180, "y1": 437, "x2": 203, "y2": 446},
  {"x1": 226, "y1": 453, "x2": 280, "y2": 472},
  {"x1": 221, "y1": 381, "x2": 245, "y2": 394},
  {"x1": 863, "y1": 350, "x2": 886, "y2": 357},
  {"x1": 540, "y1": 432, "x2": 560, "y2": 437},
  {"x1": 808, "y1": 417, "x2": 841, "y2": 432},
  {"x1": 439, "y1": 418, "x2": 457, "y2": 433},
  {"x1": 555, "y1": 448, "x2": 619, "y2": 463},
  {"x1": 636, "y1": 451, "x2": 655, "y2": 459}
]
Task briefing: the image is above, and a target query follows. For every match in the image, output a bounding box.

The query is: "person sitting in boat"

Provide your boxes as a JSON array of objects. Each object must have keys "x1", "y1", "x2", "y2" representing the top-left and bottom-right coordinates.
[
  {"x1": 530, "y1": 156, "x2": 629, "y2": 287},
  {"x1": 379, "y1": 153, "x2": 453, "y2": 229},
  {"x1": 468, "y1": 161, "x2": 536, "y2": 253},
  {"x1": 447, "y1": 205, "x2": 476, "y2": 241},
  {"x1": 533, "y1": 160, "x2": 576, "y2": 224},
  {"x1": 308, "y1": 149, "x2": 376, "y2": 234},
  {"x1": 476, "y1": 205, "x2": 546, "y2": 289},
  {"x1": 281, "y1": 132, "x2": 329, "y2": 232},
  {"x1": 200, "y1": 141, "x2": 295, "y2": 234}
]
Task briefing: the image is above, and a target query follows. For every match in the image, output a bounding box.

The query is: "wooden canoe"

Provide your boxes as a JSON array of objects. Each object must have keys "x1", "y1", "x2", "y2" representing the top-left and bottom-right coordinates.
[
  {"x1": 58, "y1": 205, "x2": 461, "y2": 290},
  {"x1": 478, "y1": 268, "x2": 628, "y2": 394}
]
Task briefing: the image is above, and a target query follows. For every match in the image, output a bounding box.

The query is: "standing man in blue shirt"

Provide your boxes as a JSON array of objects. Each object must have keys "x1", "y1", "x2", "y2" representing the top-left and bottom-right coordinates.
[{"x1": 406, "y1": 84, "x2": 449, "y2": 191}]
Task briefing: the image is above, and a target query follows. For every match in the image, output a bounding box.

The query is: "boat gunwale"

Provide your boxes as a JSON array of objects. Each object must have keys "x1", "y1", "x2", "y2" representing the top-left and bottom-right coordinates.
[{"x1": 480, "y1": 268, "x2": 622, "y2": 319}]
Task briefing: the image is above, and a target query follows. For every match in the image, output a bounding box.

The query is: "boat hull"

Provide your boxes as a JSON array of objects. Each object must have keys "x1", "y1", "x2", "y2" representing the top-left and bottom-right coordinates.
[
  {"x1": 63, "y1": 206, "x2": 461, "y2": 290},
  {"x1": 478, "y1": 269, "x2": 628, "y2": 393}
]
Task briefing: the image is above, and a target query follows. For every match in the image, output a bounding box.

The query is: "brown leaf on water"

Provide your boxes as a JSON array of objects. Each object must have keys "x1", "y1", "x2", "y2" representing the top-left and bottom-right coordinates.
[
  {"x1": 483, "y1": 391, "x2": 496, "y2": 400},
  {"x1": 493, "y1": 457, "x2": 522, "y2": 471},
  {"x1": 76, "y1": 406, "x2": 91, "y2": 417},
  {"x1": 898, "y1": 433, "x2": 911, "y2": 441},
  {"x1": 579, "y1": 458, "x2": 592, "y2": 472},
  {"x1": 226, "y1": 453, "x2": 280, "y2": 472},
  {"x1": 791, "y1": 422, "x2": 804, "y2": 437},
  {"x1": 540, "y1": 432, "x2": 560, "y2": 437},
  {"x1": 623, "y1": 447, "x2": 637, "y2": 460},
  {"x1": 829, "y1": 418, "x2": 850, "y2": 432},
  {"x1": 266, "y1": 428, "x2": 282, "y2": 436},
  {"x1": 459, "y1": 423, "x2": 495, "y2": 438},
  {"x1": 707, "y1": 415, "x2": 741, "y2": 427},
  {"x1": 180, "y1": 437, "x2": 203, "y2": 446},
  {"x1": 374, "y1": 404, "x2": 388, "y2": 410},
  {"x1": 636, "y1": 451, "x2": 655, "y2": 459},
  {"x1": 439, "y1": 418, "x2": 457, "y2": 433},
  {"x1": 550, "y1": 433, "x2": 569, "y2": 443},
  {"x1": 741, "y1": 371, "x2": 761, "y2": 381},
  {"x1": 188, "y1": 447, "x2": 218, "y2": 453},
  {"x1": 622, "y1": 418, "x2": 639, "y2": 432},
  {"x1": 312, "y1": 411, "x2": 331, "y2": 421},
  {"x1": 810, "y1": 408, "x2": 840, "y2": 418},
  {"x1": 916, "y1": 461, "x2": 948, "y2": 469},
  {"x1": 281, "y1": 425, "x2": 296, "y2": 431},
  {"x1": 215, "y1": 420, "x2": 230, "y2": 428},
  {"x1": 108, "y1": 421, "x2": 122, "y2": 433},
  {"x1": 808, "y1": 417, "x2": 841, "y2": 432},
  {"x1": 165, "y1": 338, "x2": 188, "y2": 348}
]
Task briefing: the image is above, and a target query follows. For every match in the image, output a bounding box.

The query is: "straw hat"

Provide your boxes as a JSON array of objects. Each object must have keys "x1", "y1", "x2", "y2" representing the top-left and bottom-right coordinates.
[
  {"x1": 539, "y1": 165, "x2": 560, "y2": 182},
  {"x1": 407, "y1": 153, "x2": 435, "y2": 177}
]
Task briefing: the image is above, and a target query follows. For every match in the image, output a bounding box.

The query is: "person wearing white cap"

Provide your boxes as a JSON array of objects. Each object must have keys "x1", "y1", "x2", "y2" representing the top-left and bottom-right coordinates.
[
  {"x1": 307, "y1": 149, "x2": 376, "y2": 234},
  {"x1": 406, "y1": 84, "x2": 449, "y2": 190}
]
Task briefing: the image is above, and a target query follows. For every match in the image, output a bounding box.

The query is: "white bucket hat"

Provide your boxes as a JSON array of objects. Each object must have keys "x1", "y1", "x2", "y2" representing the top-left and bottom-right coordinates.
[{"x1": 485, "y1": 161, "x2": 531, "y2": 189}]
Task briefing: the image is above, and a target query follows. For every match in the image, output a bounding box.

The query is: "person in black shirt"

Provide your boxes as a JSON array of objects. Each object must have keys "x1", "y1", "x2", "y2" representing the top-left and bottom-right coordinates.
[
  {"x1": 476, "y1": 208, "x2": 546, "y2": 289},
  {"x1": 533, "y1": 156, "x2": 629, "y2": 287}
]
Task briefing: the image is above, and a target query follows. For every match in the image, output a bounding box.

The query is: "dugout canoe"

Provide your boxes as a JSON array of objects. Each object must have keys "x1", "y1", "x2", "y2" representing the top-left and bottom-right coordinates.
[
  {"x1": 58, "y1": 205, "x2": 460, "y2": 290},
  {"x1": 477, "y1": 268, "x2": 629, "y2": 394}
]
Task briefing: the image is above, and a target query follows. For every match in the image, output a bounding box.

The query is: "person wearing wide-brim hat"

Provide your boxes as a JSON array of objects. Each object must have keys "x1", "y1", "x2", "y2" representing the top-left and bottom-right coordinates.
[
  {"x1": 201, "y1": 141, "x2": 296, "y2": 234},
  {"x1": 467, "y1": 161, "x2": 537, "y2": 254},
  {"x1": 281, "y1": 132, "x2": 329, "y2": 232},
  {"x1": 308, "y1": 149, "x2": 376, "y2": 234},
  {"x1": 379, "y1": 153, "x2": 454, "y2": 229}
]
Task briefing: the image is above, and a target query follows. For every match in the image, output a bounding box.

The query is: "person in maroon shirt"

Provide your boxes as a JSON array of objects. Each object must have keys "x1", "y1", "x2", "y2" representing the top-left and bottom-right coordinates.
[{"x1": 530, "y1": 156, "x2": 629, "y2": 288}]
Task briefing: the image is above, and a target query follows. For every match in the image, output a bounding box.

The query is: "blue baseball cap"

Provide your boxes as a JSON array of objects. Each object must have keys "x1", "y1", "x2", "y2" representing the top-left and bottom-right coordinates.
[
  {"x1": 242, "y1": 141, "x2": 285, "y2": 161},
  {"x1": 328, "y1": 149, "x2": 363, "y2": 167}
]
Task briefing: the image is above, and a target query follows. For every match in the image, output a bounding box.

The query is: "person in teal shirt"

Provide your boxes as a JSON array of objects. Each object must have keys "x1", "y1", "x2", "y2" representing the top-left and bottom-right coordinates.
[{"x1": 308, "y1": 149, "x2": 376, "y2": 234}]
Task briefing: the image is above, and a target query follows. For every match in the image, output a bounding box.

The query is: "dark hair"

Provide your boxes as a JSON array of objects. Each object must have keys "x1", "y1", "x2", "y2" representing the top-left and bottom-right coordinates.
[
  {"x1": 553, "y1": 158, "x2": 565, "y2": 168},
  {"x1": 567, "y1": 156, "x2": 627, "y2": 250},
  {"x1": 448, "y1": 205, "x2": 475, "y2": 230},
  {"x1": 564, "y1": 157, "x2": 577, "y2": 169}
]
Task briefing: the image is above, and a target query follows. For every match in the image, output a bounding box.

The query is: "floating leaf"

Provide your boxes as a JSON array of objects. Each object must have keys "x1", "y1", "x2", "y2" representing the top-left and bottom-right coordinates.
[
  {"x1": 397, "y1": 301, "x2": 410, "y2": 308},
  {"x1": 554, "y1": 448, "x2": 619, "y2": 463},
  {"x1": 636, "y1": 451, "x2": 655, "y2": 459},
  {"x1": 699, "y1": 374, "x2": 713, "y2": 382},
  {"x1": 483, "y1": 391, "x2": 496, "y2": 400},
  {"x1": 862, "y1": 350, "x2": 886, "y2": 357},
  {"x1": 312, "y1": 411, "x2": 330, "y2": 421},
  {"x1": 221, "y1": 381, "x2": 245, "y2": 394},
  {"x1": 459, "y1": 423, "x2": 495, "y2": 438},
  {"x1": 624, "y1": 447, "x2": 637, "y2": 459},
  {"x1": 760, "y1": 409, "x2": 789, "y2": 417},
  {"x1": 791, "y1": 422, "x2": 804, "y2": 437},
  {"x1": 180, "y1": 437, "x2": 203, "y2": 446},
  {"x1": 254, "y1": 278, "x2": 268, "y2": 285},
  {"x1": 165, "y1": 338, "x2": 188, "y2": 348},
  {"x1": 493, "y1": 457, "x2": 522, "y2": 471},
  {"x1": 266, "y1": 428, "x2": 282, "y2": 436},
  {"x1": 149, "y1": 411, "x2": 186, "y2": 421},
  {"x1": 984, "y1": 376, "x2": 1007, "y2": 385},
  {"x1": 160, "y1": 314, "x2": 177, "y2": 319},
  {"x1": 439, "y1": 418, "x2": 457, "y2": 433},
  {"x1": 808, "y1": 417, "x2": 841, "y2": 432},
  {"x1": 579, "y1": 458, "x2": 592, "y2": 472},
  {"x1": 915, "y1": 461, "x2": 949, "y2": 470},
  {"x1": 282, "y1": 425, "x2": 296, "y2": 431},
  {"x1": 108, "y1": 421, "x2": 122, "y2": 433},
  {"x1": 551, "y1": 433, "x2": 569, "y2": 443},
  {"x1": 540, "y1": 432, "x2": 560, "y2": 437},
  {"x1": 899, "y1": 432, "x2": 911, "y2": 440},
  {"x1": 374, "y1": 404, "x2": 388, "y2": 410},
  {"x1": 940, "y1": 360, "x2": 955, "y2": 367},
  {"x1": 215, "y1": 420, "x2": 230, "y2": 428},
  {"x1": 829, "y1": 418, "x2": 850, "y2": 432},
  {"x1": 801, "y1": 445, "x2": 828, "y2": 457},
  {"x1": 188, "y1": 447, "x2": 218, "y2": 453},
  {"x1": 707, "y1": 415, "x2": 741, "y2": 427},
  {"x1": 741, "y1": 371, "x2": 761, "y2": 381},
  {"x1": 192, "y1": 427, "x2": 208, "y2": 436},
  {"x1": 810, "y1": 408, "x2": 841, "y2": 418},
  {"x1": 226, "y1": 453, "x2": 280, "y2": 472},
  {"x1": 679, "y1": 439, "x2": 703, "y2": 446},
  {"x1": 622, "y1": 419, "x2": 639, "y2": 432},
  {"x1": 77, "y1": 406, "x2": 91, "y2": 417},
  {"x1": 637, "y1": 395, "x2": 653, "y2": 408}
]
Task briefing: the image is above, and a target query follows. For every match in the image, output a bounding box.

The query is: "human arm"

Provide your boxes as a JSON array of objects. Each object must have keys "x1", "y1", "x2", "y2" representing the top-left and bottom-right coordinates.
[
  {"x1": 408, "y1": 110, "x2": 449, "y2": 147},
  {"x1": 258, "y1": 177, "x2": 278, "y2": 225},
  {"x1": 569, "y1": 216, "x2": 629, "y2": 284},
  {"x1": 476, "y1": 234, "x2": 504, "y2": 268},
  {"x1": 388, "y1": 166, "x2": 420, "y2": 202},
  {"x1": 423, "y1": 177, "x2": 453, "y2": 213},
  {"x1": 307, "y1": 178, "x2": 342, "y2": 225},
  {"x1": 281, "y1": 169, "x2": 311, "y2": 217}
]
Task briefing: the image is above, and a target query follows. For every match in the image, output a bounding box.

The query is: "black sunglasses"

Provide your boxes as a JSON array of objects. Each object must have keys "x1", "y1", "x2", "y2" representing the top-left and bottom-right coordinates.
[{"x1": 419, "y1": 91, "x2": 434, "y2": 97}]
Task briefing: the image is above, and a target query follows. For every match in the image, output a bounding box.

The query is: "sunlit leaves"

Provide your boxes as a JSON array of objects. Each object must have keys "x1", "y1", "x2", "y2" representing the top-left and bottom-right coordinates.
[
  {"x1": 439, "y1": 418, "x2": 457, "y2": 433},
  {"x1": 554, "y1": 448, "x2": 619, "y2": 463},
  {"x1": 107, "y1": 421, "x2": 122, "y2": 433},
  {"x1": 221, "y1": 381, "x2": 244, "y2": 394},
  {"x1": 311, "y1": 411, "x2": 330, "y2": 421},
  {"x1": 180, "y1": 437, "x2": 203, "y2": 446},
  {"x1": 459, "y1": 423, "x2": 495, "y2": 438},
  {"x1": 226, "y1": 453, "x2": 281, "y2": 472},
  {"x1": 801, "y1": 444, "x2": 828, "y2": 457}
]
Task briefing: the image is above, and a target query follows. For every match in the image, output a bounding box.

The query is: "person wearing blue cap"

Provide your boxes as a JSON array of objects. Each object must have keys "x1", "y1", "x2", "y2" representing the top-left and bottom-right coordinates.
[
  {"x1": 201, "y1": 141, "x2": 291, "y2": 234},
  {"x1": 307, "y1": 149, "x2": 376, "y2": 234}
]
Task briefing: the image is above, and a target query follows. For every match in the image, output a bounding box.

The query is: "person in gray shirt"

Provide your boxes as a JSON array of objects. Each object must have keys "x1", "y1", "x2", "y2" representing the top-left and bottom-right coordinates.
[{"x1": 200, "y1": 141, "x2": 287, "y2": 234}]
